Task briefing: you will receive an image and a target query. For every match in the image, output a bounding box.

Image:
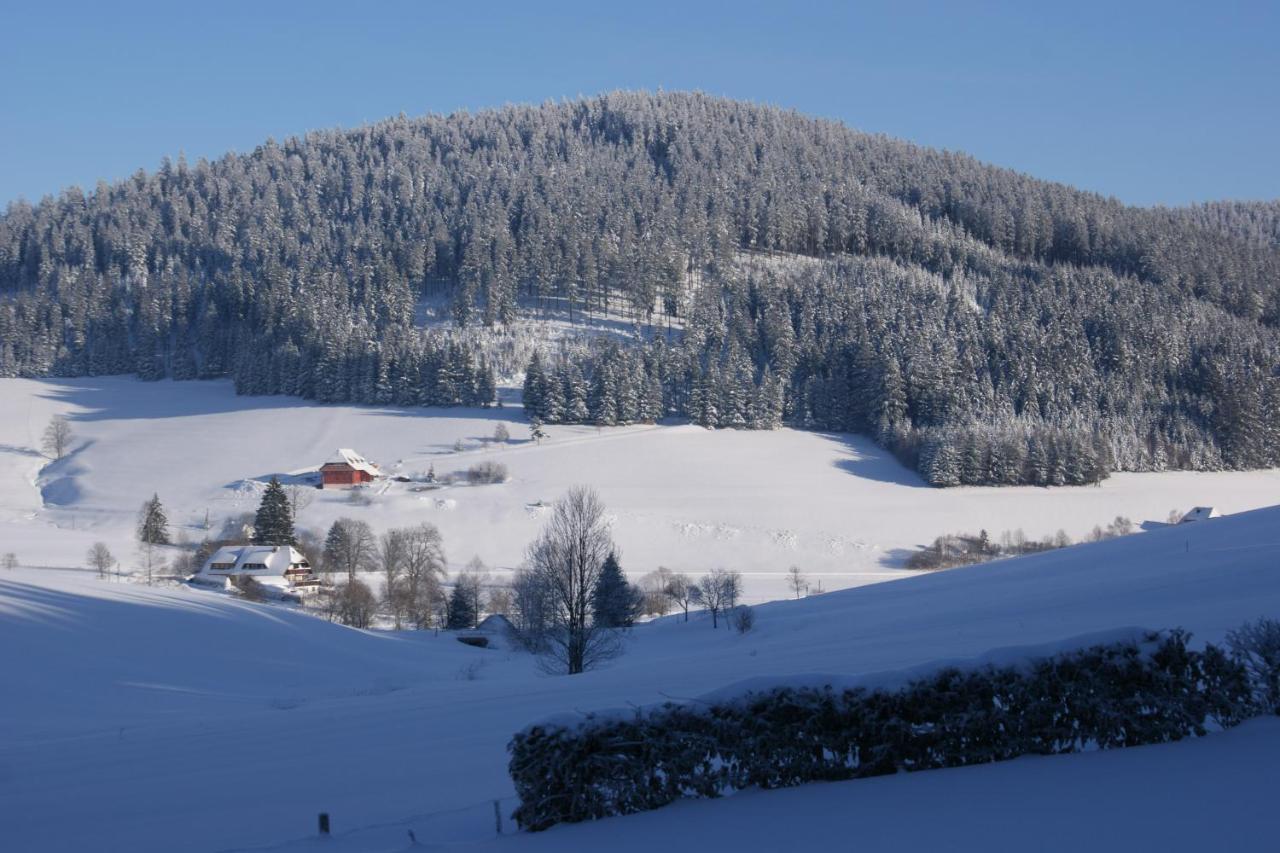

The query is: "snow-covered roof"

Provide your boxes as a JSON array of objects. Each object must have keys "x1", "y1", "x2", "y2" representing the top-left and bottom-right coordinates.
[
  {"x1": 198, "y1": 545, "x2": 310, "y2": 583},
  {"x1": 322, "y1": 448, "x2": 379, "y2": 475},
  {"x1": 1179, "y1": 507, "x2": 1221, "y2": 523},
  {"x1": 476, "y1": 613, "x2": 514, "y2": 633}
]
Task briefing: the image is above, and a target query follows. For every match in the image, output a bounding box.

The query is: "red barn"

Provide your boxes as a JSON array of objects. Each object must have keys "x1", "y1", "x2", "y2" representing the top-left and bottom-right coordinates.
[{"x1": 320, "y1": 448, "x2": 380, "y2": 488}]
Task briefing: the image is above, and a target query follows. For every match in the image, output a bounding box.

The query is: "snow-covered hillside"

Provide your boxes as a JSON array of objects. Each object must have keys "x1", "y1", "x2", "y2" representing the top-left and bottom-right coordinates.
[
  {"x1": 2, "y1": 376, "x2": 1279, "y2": 601},
  {"x1": 3, "y1": 502, "x2": 1280, "y2": 852}
]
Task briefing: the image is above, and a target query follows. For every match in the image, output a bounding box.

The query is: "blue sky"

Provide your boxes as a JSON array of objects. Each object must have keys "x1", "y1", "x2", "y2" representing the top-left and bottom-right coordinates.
[{"x1": 3, "y1": 1, "x2": 1277, "y2": 207}]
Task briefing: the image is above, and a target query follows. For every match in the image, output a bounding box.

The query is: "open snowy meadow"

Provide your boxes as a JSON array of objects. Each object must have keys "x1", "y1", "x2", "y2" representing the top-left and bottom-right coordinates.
[
  {"x1": 3, "y1": 376, "x2": 1279, "y2": 600},
  {"x1": 3, "y1": 376, "x2": 1280, "y2": 852}
]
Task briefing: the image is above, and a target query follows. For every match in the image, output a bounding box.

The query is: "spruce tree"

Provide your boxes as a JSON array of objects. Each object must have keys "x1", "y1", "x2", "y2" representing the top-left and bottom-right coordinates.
[
  {"x1": 446, "y1": 582, "x2": 476, "y2": 630},
  {"x1": 137, "y1": 494, "x2": 170, "y2": 545},
  {"x1": 523, "y1": 353, "x2": 547, "y2": 419},
  {"x1": 592, "y1": 552, "x2": 641, "y2": 628},
  {"x1": 253, "y1": 477, "x2": 296, "y2": 545}
]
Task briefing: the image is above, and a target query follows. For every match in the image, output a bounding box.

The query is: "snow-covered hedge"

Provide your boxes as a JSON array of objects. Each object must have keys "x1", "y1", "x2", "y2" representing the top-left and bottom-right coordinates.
[{"x1": 509, "y1": 629, "x2": 1254, "y2": 831}]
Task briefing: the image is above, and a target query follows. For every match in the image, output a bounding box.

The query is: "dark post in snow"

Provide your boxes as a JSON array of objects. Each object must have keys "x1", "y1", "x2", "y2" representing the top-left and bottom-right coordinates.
[
  {"x1": 494, "y1": 800, "x2": 503, "y2": 835},
  {"x1": 318, "y1": 812, "x2": 330, "y2": 836}
]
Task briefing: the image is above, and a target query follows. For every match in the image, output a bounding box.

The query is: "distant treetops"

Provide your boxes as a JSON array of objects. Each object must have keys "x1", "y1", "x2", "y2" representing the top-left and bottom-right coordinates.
[{"x1": 2, "y1": 92, "x2": 1276, "y2": 484}]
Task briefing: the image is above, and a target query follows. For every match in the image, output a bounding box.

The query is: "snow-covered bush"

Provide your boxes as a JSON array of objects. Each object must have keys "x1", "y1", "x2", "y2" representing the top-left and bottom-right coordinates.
[
  {"x1": 230, "y1": 575, "x2": 268, "y2": 603},
  {"x1": 1227, "y1": 617, "x2": 1280, "y2": 714},
  {"x1": 730, "y1": 605, "x2": 755, "y2": 634},
  {"x1": 466, "y1": 461, "x2": 509, "y2": 484},
  {"x1": 509, "y1": 629, "x2": 1252, "y2": 831},
  {"x1": 327, "y1": 580, "x2": 377, "y2": 628}
]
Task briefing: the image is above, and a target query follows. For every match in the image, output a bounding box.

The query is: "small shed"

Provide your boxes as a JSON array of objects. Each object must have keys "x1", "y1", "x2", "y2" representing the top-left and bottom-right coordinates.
[
  {"x1": 320, "y1": 448, "x2": 380, "y2": 488},
  {"x1": 1178, "y1": 506, "x2": 1222, "y2": 524},
  {"x1": 196, "y1": 545, "x2": 317, "y2": 588}
]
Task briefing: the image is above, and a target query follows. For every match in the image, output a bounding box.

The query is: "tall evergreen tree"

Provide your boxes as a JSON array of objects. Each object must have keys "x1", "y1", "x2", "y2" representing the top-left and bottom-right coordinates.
[
  {"x1": 137, "y1": 493, "x2": 170, "y2": 545},
  {"x1": 252, "y1": 477, "x2": 296, "y2": 546},
  {"x1": 592, "y1": 552, "x2": 642, "y2": 628},
  {"x1": 446, "y1": 582, "x2": 477, "y2": 630}
]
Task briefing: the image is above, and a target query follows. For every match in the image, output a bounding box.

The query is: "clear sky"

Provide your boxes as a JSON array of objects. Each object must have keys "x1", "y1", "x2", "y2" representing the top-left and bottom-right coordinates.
[{"x1": 3, "y1": 0, "x2": 1277, "y2": 208}]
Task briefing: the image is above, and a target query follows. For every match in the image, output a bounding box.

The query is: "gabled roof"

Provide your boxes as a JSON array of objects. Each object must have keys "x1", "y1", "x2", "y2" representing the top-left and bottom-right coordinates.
[
  {"x1": 200, "y1": 545, "x2": 308, "y2": 576},
  {"x1": 322, "y1": 448, "x2": 379, "y2": 475},
  {"x1": 1180, "y1": 506, "x2": 1221, "y2": 523}
]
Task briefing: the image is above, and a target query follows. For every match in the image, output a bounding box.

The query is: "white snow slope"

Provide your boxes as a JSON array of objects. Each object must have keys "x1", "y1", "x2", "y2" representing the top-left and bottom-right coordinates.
[
  {"x1": 3, "y1": 376, "x2": 1279, "y2": 601},
  {"x1": 3, "y1": 497, "x2": 1280, "y2": 852}
]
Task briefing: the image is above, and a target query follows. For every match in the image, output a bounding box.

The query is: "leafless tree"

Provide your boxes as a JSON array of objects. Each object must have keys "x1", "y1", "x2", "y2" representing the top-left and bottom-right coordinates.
[
  {"x1": 510, "y1": 567, "x2": 553, "y2": 650},
  {"x1": 463, "y1": 555, "x2": 491, "y2": 623},
  {"x1": 323, "y1": 518, "x2": 377, "y2": 583},
  {"x1": 332, "y1": 579, "x2": 377, "y2": 628},
  {"x1": 286, "y1": 483, "x2": 314, "y2": 518},
  {"x1": 730, "y1": 604, "x2": 755, "y2": 634},
  {"x1": 137, "y1": 540, "x2": 166, "y2": 586},
  {"x1": 379, "y1": 528, "x2": 409, "y2": 628},
  {"x1": 86, "y1": 542, "x2": 115, "y2": 579},
  {"x1": 41, "y1": 415, "x2": 73, "y2": 460},
  {"x1": 399, "y1": 522, "x2": 448, "y2": 628},
  {"x1": 1, "y1": 552, "x2": 17, "y2": 571},
  {"x1": 639, "y1": 567, "x2": 674, "y2": 616},
  {"x1": 493, "y1": 422, "x2": 510, "y2": 443},
  {"x1": 786, "y1": 565, "x2": 807, "y2": 599},
  {"x1": 525, "y1": 485, "x2": 620, "y2": 674},
  {"x1": 487, "y1": 583, "x2": 513, "y2": 617},
  {"x1": 695, "y1": 568, "x2": 741, "y2": 629},
  {"x1": 664, "y1": 572, "x2": 697, "y2": 622}
]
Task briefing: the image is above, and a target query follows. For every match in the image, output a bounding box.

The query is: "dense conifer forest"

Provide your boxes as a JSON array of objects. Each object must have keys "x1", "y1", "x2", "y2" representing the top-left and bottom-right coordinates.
[{"x1": 2, "y1": 91, "x2": 1277, "y2": 484}]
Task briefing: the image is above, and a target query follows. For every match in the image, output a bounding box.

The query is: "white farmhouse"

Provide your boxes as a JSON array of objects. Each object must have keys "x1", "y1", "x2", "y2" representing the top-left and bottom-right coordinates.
[{"x1": 196, "y1": 545, "x2": 318, "y2": 589}]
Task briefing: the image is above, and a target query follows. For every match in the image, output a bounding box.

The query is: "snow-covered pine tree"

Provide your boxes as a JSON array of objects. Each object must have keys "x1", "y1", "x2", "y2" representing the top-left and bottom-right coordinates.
[
  {"x1": 446, "y1": 581, "x2": 477, "y2": 630},
  {"x1": 137, "y1": 493, "x2": 170, "y2": 545},
  {"x1": 592, "y1": 552, "x2": 641, "y2": 628},
  {"x1": 253, "y1": 477, "x2": 296, "y2": 545}
]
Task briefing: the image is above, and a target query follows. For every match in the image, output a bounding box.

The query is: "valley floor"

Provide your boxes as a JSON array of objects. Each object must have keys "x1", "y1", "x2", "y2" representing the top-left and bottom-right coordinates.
[
  {"x1": 3, "y1": 376, "x2": 1280, "y2": 851},
  {"x1": 2, "y1": 376, "x2": 1279, "y2": 601},
  {"x1": 3, "y1": 503, "x2": 1280, "y2": 851}
]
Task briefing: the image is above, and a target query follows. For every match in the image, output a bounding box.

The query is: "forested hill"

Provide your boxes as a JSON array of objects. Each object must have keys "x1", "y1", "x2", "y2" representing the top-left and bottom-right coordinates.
[{"x1": 1, "y1": 91, "x2": 1278, "y2": 484}]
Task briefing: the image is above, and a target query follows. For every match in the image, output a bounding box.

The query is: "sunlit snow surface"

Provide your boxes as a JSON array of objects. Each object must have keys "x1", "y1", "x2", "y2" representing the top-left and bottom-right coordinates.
[{"x1": 2, "y1": 376, "x2": 1280, "y2": 852}]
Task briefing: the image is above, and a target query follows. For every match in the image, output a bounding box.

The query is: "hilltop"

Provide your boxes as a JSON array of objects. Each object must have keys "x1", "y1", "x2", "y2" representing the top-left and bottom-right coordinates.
[{"x1": 0, "y1": 92, "x2": 1277, "y2": 484}]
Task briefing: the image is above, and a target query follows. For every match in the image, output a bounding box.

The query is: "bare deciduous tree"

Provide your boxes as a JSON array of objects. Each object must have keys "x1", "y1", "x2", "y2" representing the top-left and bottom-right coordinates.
[
  {"x1": 510, "y1": 567, "x2": 553, "y2": 651},
  {"x1": 526, "y1": 485, "x2": 620, "y2": 674},
  {"x1": 639, "y1": 567, "x2": 674, "y2": 617},
  {"x1": 663, "y1": 572, "x2": 697, "y2": 622},
  {"x1": 399, "y1": 522, "x2": 448, "y2": 629},
  {"x1": 42, "y1": 415, "x2": 73, "y2": 460},
  {"x1": 695, "y1": 568, "x2": 741, "y2": 629},
  {"x1": 1, "y1": 552, "x2": 17, "y2": 571},
  {"x1": 487, "y1": 583, "x2": 513, "y2": 617},
  {"x1": 330, "y1": 579, "x2": 377, "y2": 628},
  {"x1": 786, "y1": 565, "x2": 807, "y2": 599},
  {"x1": 87, "y1": 542, "x2": 115, "y2": 579},
  {"x1": 286, "y1": 483, "x2": 314, "y2": 518},
  {"x1": 323, "y1": 518, "x2": 377, "y2": 583},
  {"x1": 379, "y1": 528, "x2": 409, "y2": 629},
  {"x1": 137, "y1": 540, "x2": 166, "y2": 586}
]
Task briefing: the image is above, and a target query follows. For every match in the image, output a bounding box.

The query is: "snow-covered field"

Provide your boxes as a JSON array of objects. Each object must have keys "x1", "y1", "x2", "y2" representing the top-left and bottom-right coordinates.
[
  {"x1": 2, "y1": 376, "x2": 1279, "y2": 601},
  {"x1": 4, "y1": 375, "x2": 1280, "y2": 852},
  {"x1": 3, "y1": 501, "x2": 1280, "y2": 852}
]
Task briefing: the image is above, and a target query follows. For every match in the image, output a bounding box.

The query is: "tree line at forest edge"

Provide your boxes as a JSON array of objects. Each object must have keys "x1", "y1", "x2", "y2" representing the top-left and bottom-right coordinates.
[{"x1": 2, "y1": 92, "x2": 1278, "y2": 485}]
